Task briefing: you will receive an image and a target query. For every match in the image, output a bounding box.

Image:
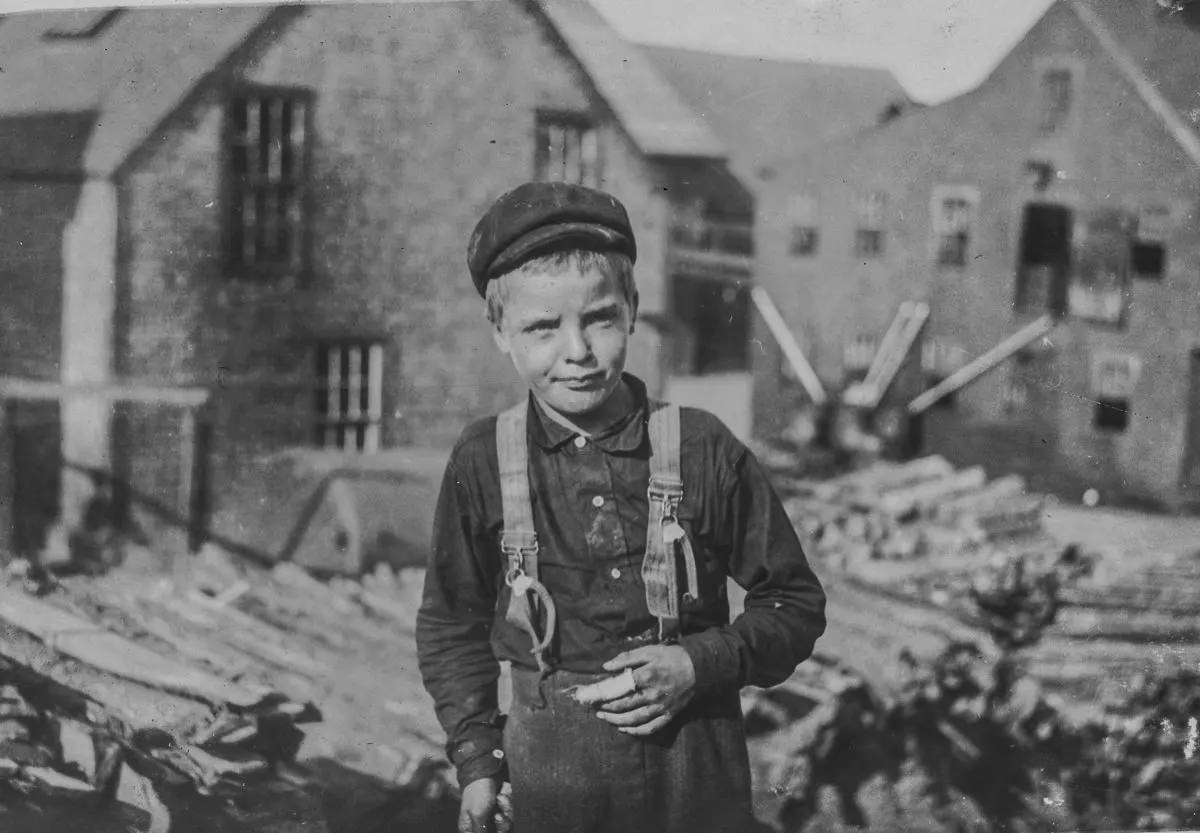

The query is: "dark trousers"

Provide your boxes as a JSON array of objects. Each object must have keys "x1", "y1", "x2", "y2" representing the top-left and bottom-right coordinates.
[{"x1": 505, "y1": 666, "x2": 760, "y2": 833}]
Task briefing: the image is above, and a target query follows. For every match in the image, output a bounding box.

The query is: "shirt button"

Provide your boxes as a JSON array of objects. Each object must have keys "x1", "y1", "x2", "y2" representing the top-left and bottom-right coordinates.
[
  {"x1": 574, "y1": 436, "x2": 587, "y2": 449},
  {"x1": 492, "y1": 749, "x2": 505, "y2": 760},
  {"x1": 610, "y1": 567, "x2": 621, "y2": 579},
  {"x1": 591, "y1": 495, "x2": 605, "y2": 508}
]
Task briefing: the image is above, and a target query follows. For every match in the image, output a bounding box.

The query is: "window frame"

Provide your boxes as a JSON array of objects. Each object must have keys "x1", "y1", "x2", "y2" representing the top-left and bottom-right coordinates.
[
  {"x1": 787, "y1": 192, "x2": 820, "y2": 257},
  {"x1": 931, "y1": 185, "x2": 980, "y2": 269},
  {"x1": 221, "y1": 84, "x2": 315, "y2": 281},
  {"x1": 1032, "y1": 57, "x2": 1083, "y2": 139},
  {"x1": 852, "y1": 191, "x2": 887, "y2": 258},
  {"x1": 313, "y1": 339, "x2": 386, "y2": 453},
  {"x1": 534, "y1": 109, "x2": 602, "y2": 188}
]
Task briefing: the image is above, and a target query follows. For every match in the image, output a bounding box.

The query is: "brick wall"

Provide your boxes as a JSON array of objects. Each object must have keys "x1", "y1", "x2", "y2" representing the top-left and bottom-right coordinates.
[
  {"x1": 115, "y1": 1, "x2": 676, "y2": 547},
  {"x1": 754, "y1": 2, "x2": 1200, "y2": 506}
]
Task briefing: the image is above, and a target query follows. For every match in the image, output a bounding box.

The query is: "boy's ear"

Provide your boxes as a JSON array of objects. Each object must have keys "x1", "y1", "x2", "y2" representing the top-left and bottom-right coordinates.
[
  {"x1": 628, "y1": 290, "x2": 639, "y2": 334},
  {"x1": 491, "y1": 320, "x2": 512, "y2": 355}
]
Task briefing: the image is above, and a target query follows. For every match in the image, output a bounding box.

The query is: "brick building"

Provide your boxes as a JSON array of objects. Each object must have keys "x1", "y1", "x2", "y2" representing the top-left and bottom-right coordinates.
[
  {"x1": 640, "y1": 46, "x2": 906, "y2": 435},
  {"x1": 755, "y1": 0, "x2": 1200, "y2": 508},
  {"x1": 0, "y1": 1, "x2": 754, "y2": 555}
]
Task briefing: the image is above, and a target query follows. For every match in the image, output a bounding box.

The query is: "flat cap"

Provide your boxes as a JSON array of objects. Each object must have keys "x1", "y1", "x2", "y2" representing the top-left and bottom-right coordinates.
[{"x1": 467, "y1": 181, "x2": 637, "y2": 296}]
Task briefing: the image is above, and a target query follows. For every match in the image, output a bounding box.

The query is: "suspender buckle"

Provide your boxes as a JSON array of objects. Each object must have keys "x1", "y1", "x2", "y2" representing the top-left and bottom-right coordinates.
[{"x1": 501, "y1": 531, "x2": 539, "y2": 586}]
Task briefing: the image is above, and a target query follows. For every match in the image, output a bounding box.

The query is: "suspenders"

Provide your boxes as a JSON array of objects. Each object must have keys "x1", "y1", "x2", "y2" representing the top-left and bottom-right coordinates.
[{"x1": 495, "y1": 401, "x2": 701, "y2": 671}]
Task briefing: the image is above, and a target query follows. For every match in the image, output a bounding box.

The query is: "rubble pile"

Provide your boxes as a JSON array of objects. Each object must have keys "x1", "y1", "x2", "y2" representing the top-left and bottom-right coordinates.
[{"x1": 0, "y1": 549, "x2": 449, "y2": 831}]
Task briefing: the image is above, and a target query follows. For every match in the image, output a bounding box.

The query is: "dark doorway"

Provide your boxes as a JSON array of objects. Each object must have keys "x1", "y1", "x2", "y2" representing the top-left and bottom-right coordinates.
[
  {"x1": 6, "y1": 401, "x2": 61, "y2": 555},
  {"x1": 671, "y1": 275, "x2": 750, "y2": 375},
  {"x1": 1016, "y1": 203, "x2": 1072, "y2": 316}
]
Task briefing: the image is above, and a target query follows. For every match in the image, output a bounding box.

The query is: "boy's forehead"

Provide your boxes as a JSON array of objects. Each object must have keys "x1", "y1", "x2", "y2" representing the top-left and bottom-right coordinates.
[{"x1": 502, "y1": 264, "x2": 625, "y2": 304}]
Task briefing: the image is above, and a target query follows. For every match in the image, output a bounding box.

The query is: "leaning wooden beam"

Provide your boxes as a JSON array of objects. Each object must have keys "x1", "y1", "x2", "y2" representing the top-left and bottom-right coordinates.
[
  {"x1": 749, "y1": 286, "x2": 828, "y2": 406},
  {"x1": 0, "y1": 586, "x2": 265, "y2": 709},
  {"x1": 0, "y1": 376, "x2": 209, "y2": 407},
  {"x1": 0, "y1": 624, "x2": 211, "y2": 737},
  {"x1": 908, "y1": 315, "x2": 1056, "y2": 415}
]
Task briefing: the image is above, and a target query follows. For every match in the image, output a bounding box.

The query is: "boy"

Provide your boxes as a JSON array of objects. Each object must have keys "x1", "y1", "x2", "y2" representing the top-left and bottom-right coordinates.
[{"x1": 416, "y1": 182, "x2": 826, "y2": 833}]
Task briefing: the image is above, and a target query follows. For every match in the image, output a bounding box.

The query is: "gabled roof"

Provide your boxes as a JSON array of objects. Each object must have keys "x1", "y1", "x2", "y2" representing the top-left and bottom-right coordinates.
[
  {"x1": 1068, "y1": 0, "x2": 1200, "y2": 168},
  {"x1": 0, "y1": 6, "x2": 279, "y2": 178},
  {"x1": 528, "y1": 0, "x2": 727, "y2": 159},
  {"x1": 641, "y1": 45, "x2": 907, "y2": 184},
  {"x1": 0, "y1": 1, "x2": 725, "y2": 179}
]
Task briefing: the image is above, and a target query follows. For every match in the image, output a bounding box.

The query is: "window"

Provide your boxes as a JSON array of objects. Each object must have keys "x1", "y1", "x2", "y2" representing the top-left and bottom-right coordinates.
[
  {"x1": 1093, "y1": 398, "x2": 1129, "y2": 431},
  {"x1": 1038, "y1": 67, "x2": 1073, "y2": 134},
  {"x1": 1069, "y1": 208, "x2": 1132, "y2": 326},
  {"x1": 535, "y1": 112, "x2": 600, "y2": 188},
  {"x1": 1131, "y1": 242, "x2": 1165, "y2": 280},
  {"x1": 790, "y1": 227, "x2": 818, "y2": 256},
  {"x1": 43, "y1": 9, "x2": 121, "y2": 39},
  {"x1": 843, "y1": 335, "x2": 877, "y2": 383},
  {"x1": 226, "y1": 89, "x2": 311, "y2": 274},
  {"x1": 1090, "y1": 351, "x2": 1140, "y2": 433},
  {"x1": 315, "y1": 342, "x2": 384, "y2": 452},
  {"x1": 1015, "y1": 202, "x2": 1072, "y2": 316},
  {"x1": 931, "y1": 186, "x2": 979, "y2": 268},
  {"x1": 1132, "y1": 204, "x2": 1170, "y2": 280},
  {"x1": 853, "y1": 192, "x2": 886, "y2": 258},
  {"x1": 1001, "y1": 359, "x2": 1031, "y2": 415},
  {"x1": 788, "y1": 193, "x2": 819, "y2": 256}
]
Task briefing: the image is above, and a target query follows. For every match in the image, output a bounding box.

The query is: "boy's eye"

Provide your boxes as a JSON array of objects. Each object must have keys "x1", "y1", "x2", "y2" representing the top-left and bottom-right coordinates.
[{"x1": 584, "y1": 309, "x2": 621, "y2": 327}]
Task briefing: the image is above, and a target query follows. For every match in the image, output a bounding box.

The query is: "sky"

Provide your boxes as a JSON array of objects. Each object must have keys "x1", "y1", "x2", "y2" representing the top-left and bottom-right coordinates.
[
  {"x1": 589, "y1": 0, "x2": 1058, "y2": 103},
  {"x1": 0, "y1": 0, "x2": 1058, "y2": 104}
]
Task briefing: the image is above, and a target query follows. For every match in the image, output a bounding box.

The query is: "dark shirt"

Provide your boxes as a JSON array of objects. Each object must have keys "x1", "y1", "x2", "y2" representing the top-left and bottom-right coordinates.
[{"x1": 416, "y1": 376, "x2": 827, "y2": 786}]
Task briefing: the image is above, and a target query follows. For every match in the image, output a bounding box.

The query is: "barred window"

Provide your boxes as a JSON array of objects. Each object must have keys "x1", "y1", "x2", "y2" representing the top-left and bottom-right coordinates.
[
  {"x1": 315, "y1": 342, "x2": 384, "y2": 452},
  {"x1": 535, "y1": 112, "x2": 600, "y2": 188},
  {"x1": 226, "y1": 89, "x2": 311, "y2": 274}
]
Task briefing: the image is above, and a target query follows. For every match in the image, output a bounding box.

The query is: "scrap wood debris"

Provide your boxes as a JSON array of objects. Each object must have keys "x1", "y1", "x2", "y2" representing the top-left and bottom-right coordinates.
[{"x1": 0, "y1": 547, "x2": 449, "y2": 831}]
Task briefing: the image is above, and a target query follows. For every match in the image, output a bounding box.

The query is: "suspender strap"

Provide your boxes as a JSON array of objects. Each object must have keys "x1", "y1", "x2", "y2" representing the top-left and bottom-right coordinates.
[
  {"x1": 496, "y1": 404, "x2": 555, "y2": 672},
  {"x1": 644, "y1": 403, "x2": 699, "y2": 642}
]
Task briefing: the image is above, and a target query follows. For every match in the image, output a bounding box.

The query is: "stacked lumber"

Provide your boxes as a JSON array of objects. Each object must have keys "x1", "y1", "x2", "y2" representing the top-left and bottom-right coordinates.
[
  {"x1": 782, "y1": 455, "x2": 1047, "y2": 574},
  {"x1": 0, "y1": 547, "x2": 448, "y2": 830}
]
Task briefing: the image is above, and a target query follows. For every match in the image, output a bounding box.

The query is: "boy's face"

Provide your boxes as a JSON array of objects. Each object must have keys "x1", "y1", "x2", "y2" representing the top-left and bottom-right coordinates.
[{"x1": 492, "y1": 262, "x2": 637, "y2": 419}]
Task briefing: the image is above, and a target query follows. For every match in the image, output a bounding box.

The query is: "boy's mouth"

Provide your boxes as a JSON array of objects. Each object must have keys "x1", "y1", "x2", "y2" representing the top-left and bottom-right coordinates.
[{"x1": 559, "y1": 371, "x2": 605, "y2": 390}]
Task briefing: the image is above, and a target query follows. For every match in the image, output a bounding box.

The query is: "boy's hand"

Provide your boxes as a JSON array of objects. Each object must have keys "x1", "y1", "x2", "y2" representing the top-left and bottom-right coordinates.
[
  {"x1": 595, "y1": 645, "x2": 696, "y2": 735},
  {"x1": 459, "y1": 777, "x2": 512, "y2": 833}
]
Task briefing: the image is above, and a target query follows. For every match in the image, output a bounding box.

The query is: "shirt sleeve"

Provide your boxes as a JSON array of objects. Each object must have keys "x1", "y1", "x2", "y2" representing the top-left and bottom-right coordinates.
[
  {"x1": 679, "y1": 443, "x2": 827, "y2": 695},
  {"x1": 416, "y1": 449, "x2": 507, "y2": 787}
]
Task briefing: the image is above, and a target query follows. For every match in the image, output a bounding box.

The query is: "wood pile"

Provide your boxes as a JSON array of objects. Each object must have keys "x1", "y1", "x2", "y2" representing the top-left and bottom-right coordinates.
[
  {"x1": 0, "y1": 547, "x2": 448, "y2": 831},
  {"x1": 780, "y1": 455, "x2": 1047, "y2": 571}
]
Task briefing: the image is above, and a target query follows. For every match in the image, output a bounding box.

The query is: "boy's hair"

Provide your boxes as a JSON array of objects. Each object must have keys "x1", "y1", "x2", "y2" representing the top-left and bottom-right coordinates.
[{"x1": 485, "y1": 249, "x2": 635, "y2": 326}]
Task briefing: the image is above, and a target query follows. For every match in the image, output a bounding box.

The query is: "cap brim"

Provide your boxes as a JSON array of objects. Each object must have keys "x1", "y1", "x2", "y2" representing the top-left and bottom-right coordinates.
[{"x1": 487, "y1": 222, "x2": 633, "y2": 281}]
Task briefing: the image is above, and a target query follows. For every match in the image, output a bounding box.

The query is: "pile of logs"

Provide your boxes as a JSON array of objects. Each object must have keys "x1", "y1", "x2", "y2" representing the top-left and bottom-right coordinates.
[
  {"x1": 0, "y1": 548, "x2": 447, "y2": 831},
  {"x1": 779, "y1": 455, "x2": 1046, "y2": 569}
]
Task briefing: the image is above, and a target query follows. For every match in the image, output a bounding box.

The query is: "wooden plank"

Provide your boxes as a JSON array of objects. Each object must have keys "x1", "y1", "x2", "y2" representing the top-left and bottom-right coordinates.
[
  {"x1": 908, "y1": 315, "x2": 1056, "y2": 414},
  {"x1": 0, "y1": 586, "x2": 265, "y2": 708},
  {"x1": 748, "y1": 286, "x2": 827, "y2": 405},
  {"x1": 0, "y1": 376, "x2": 209, "y2": 407},
  {"x1": 0, "y1": 624, "x2": 211, "y2": 737},
  {"x1": 131, "y1": 594, "x2": 318, "y2": 703}
]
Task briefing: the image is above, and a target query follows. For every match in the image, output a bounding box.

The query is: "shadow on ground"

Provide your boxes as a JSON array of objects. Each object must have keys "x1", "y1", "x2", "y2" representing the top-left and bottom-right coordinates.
[{"x1": 306, "y1": 757, "x2": 458, "y2": 833}]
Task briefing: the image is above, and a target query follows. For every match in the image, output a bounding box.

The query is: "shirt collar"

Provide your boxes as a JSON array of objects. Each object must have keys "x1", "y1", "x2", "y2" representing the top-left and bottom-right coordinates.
[{"x1": 528, "y1": 373, "x2": 648, "y2": 454}]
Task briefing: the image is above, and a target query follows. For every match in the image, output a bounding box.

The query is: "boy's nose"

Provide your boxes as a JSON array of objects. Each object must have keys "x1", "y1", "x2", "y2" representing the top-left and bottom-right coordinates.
[{"x1": 561, "y1": 326, "x2": 592, "y2": 362}]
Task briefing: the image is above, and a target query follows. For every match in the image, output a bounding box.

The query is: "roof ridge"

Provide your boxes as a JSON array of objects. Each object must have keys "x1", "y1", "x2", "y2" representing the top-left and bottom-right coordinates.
[{"x1": 1069, "y1": 0, "x2": 1200, "y2": 168}]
